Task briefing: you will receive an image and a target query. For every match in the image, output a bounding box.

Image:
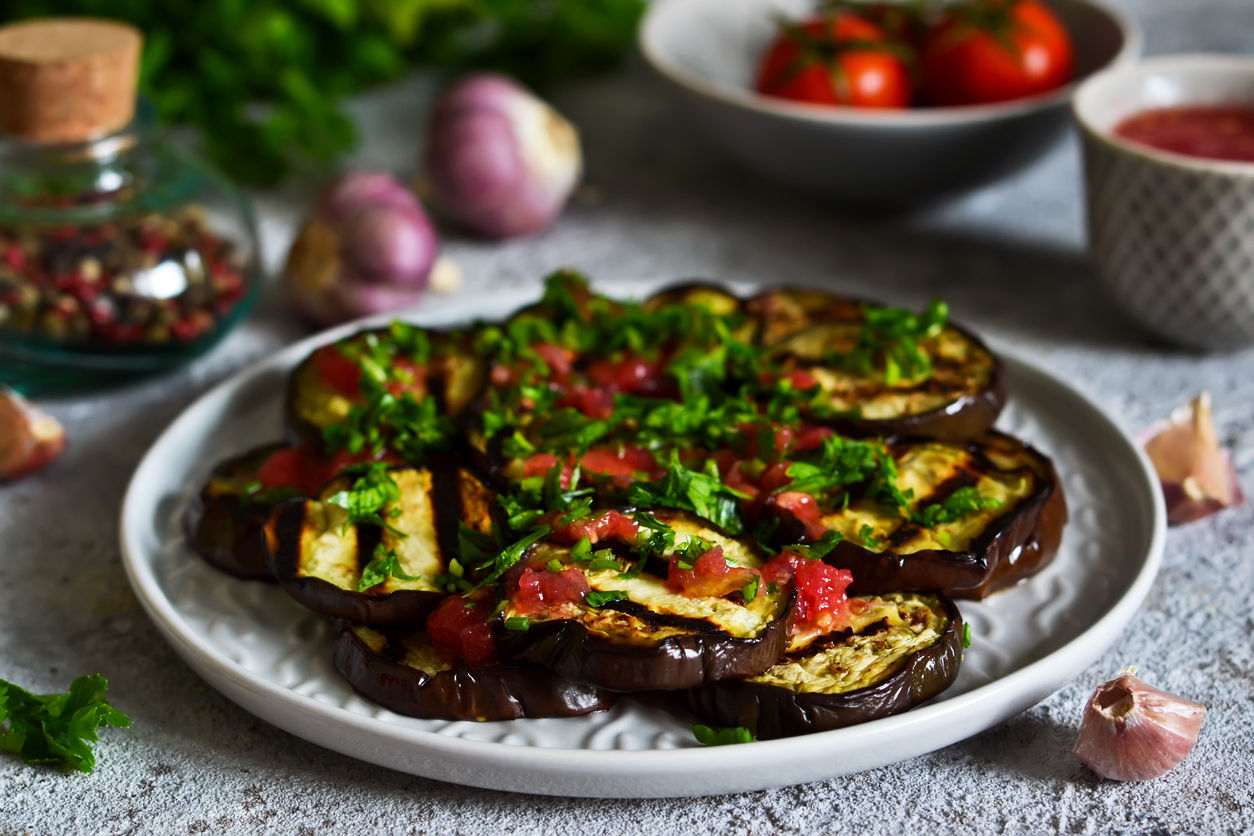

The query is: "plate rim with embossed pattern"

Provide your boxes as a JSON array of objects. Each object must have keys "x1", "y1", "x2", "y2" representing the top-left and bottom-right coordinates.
[{"x1": 119, "y1": 281, "x2": 1166, "y2": 798}]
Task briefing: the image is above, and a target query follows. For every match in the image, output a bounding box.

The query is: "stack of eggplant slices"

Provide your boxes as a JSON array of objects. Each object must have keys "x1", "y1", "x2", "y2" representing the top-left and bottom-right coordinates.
[{"x1": 186, "y1": 273, "x2": 1066, "y2": 739}]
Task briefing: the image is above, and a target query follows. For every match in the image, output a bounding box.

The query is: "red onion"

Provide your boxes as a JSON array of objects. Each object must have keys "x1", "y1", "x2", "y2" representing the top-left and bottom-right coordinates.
[
  {"x1": 1074, "y1": 668, "x2": 1207, "y2": 781},
  {"x1": 1139, "y1": 392, "x2": 1244, "y2": 525},
  {"x1": 0, "y1": 387, "x2": 67, "y2": 482},
  {"x1": 284, "y1": 171, "x2": 439, "y2": 328},
  {"x1": 425, "y1": 73, "x2": 582, "y2": 239}
]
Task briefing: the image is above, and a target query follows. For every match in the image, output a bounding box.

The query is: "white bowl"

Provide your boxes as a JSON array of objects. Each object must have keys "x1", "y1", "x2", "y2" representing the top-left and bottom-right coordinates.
[
  {"x1": 1075, "y1": 54, "x2": 1254, "y2": 350},
  {"x1": 640, "y1": 0, "x2": 1142, "y2": 207}
]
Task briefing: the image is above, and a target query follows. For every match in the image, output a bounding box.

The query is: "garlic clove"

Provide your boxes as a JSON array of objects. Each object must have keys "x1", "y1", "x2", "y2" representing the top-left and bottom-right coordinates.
[
  {"x1": 1140, "y1": 392, "x2": 1244, "y2": 525},
  {"x1": 0, "y1": 387, "x2": 67, "y2": 482},
  {"x1": 1074, "y1": 669, "x2": 1207, "y2": 782}
]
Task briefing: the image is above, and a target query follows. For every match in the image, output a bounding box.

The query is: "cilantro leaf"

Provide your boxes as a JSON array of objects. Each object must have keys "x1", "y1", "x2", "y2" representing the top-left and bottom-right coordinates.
[
  {"x1": 785, "y1": 530, "x2": 844, "y2": 560},
  {"x1": 627, "y1": 451, "x2": 748, "y2": 534},
  {"x1": 585, "y1": 590, "x2": 630, "y2": 607},
  {"x1": 357, "y1": 544, "x2": 421, "y2": 592},
  {"x1": 0, "y1": 675, "x2": 130, "y2": 774},
  {"x1": 912, "y1": 487, "x2": 1003, "y2": 528},
  {"x1": 325, "y1": 462, "x2": 402, "y2": 532},
  {"x1": 691, "y1": 724, "x2": 756, "y2": 746}
]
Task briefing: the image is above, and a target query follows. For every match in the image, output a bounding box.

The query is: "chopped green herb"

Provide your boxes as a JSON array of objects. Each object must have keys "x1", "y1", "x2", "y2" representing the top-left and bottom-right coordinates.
[
  {"x1": 585, "y1": 590, "x2": 631, "y2": 608},
  {"x1": 691, "y1": 724, "x2": 756, "y2": 746},
  {"x1": 858, "y1": 524, "x2": 882, "y2": 549},
  {"x1": 913, "y1": 487, "x2": 1003, "y2": 529},
  {"x1": 962, "y1": 622, "x2": 972, "y2": 649},
  {"x1": 325, "y1": 462, "x2": 402, "y2": 533},
  {"x1": 0, "y1": 675, "x2": 130, "y2": 774},
  {"x1": 588, "y1": 557, "x2": 623, "y2": 572},
  {"x1": 786, "y1": 530, "x2": 844, "y2": 560},
  {"x1": 628, "y1": 451, "x2": 748, "y2": 534},
  {"x1": 767, "y1": 581, "x2": 779, "y2": 595},
  {"x1": 357, "y1": 544, "x2": 420, "y2": 592},
  {"x1": 546, "y1": 559, "x2": 565, "y2": 573},
  {"x1": 741, "y1": 575, "x2": 760, "y2": 602},
  {"x1": 504, "y1": 617, "x2": 531, "y2": 631}
]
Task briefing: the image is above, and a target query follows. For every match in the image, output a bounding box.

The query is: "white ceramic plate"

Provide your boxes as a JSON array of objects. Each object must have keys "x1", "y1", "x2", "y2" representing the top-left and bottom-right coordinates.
[{"x1": 120, "y1": 282, "x2": 1165, "y2": 798}]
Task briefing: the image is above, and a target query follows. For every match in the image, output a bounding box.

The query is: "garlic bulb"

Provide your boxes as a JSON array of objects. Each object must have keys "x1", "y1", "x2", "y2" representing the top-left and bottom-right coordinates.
[
  {"x1": 1140, "y1": 392, "x2": 1244, "y2": 525},
  {"x1": 0, "y1": 387, "x2": 67, "y2": 482},
  {"x1": 1074, "y1": 668, "x2": 1206, "y2": 782}
]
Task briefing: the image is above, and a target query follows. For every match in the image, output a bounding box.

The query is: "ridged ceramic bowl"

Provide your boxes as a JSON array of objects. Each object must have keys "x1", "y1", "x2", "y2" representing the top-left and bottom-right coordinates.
[
  {"x1": 1076, "y1": 54, "x2": 1254, "y2": 351},
  {"x1": 640, "y1": 0, "x2": 1141, "y2": 208}
]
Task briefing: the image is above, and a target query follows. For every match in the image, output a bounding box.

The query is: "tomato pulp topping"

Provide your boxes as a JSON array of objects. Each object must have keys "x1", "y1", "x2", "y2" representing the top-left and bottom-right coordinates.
[
  {"x1": 314, "y1": 345, "x2": 363, "y2": 398},
  {"x1": 426, "y1": 595, "x2": 496, "y2": 665},
  {"x1": 1114, "y1": 106, "x2": 1254, "y2": 164},
  {"x1": 762, "y1": 552, "x2": 853, "y2": 631},
  {"x1": 523, "y1": 446, "x2": 663, "y2": 490},
  {"x1": 666, "y1": 545, "x2": 759, "y2": 598},
  {"x1": 512, "y1": 567, "x2": 591, "y2": 616},
  {"x1": 256, "y1": 443, "x2": 396, "y2": 496},
  {"x1": 550, "y1": 510, "x2": 640, "y2": 546}
]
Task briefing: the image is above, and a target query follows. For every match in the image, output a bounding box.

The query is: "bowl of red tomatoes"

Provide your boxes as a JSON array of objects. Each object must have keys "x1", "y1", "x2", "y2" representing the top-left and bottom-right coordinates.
[{"x1": 640, "y1": 0, "x2": 1141, "y2": 207}]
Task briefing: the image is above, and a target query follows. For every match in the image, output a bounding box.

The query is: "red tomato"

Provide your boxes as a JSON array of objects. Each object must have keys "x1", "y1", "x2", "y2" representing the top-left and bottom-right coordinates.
[
  {"x1": 551, "y1": 510, "x2": 640, "y2": 546},
  {"x1": 761, "y1": 552, "x2": 853, "y2": 631},
  {"x1": 554, "y1": 384, "x2": 616, "y2": 420},
  {"x1": 426, "y1": 595, "x2": 496, "y2": 665},
  {"x1": 533, "y1": 343, "x2": 573, "y2": 382},
  {"x1": 385, "y1": 358, "x2": 428, "y2": 400},
  {"x1": 578, "y1": 445, "x2": 661, "y2": 480},
  {"x1": 767, "y1": 491, "x2": 827, "y2": 541},
  {"x1": 921, "y1": 0, "x2": 1074, "y2": 106},
  {"x1": 667, "y1": 545, "x2": 760, "y2": 598},
  {"x1": 586, "y1": 354, "x2": 668, "y2": 396},
  {"x1": 512, "y1": 567, "x2": 591, "y2": 616},
  {"x1": 757, "y1": 14, "x2": 912, "y2": 109},
  {"x1": 313, "y1": 345, "x2": 362, "y2": 398}
]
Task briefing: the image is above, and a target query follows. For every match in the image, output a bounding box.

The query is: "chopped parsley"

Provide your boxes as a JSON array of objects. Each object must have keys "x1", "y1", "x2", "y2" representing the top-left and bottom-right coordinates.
[
  {"x1": 503, "y1": 617, "x2": 531, "y2": 631},
  {"x1": 786, "y1": 530, "x2": 844, "y2": 560},
  {"x1": 740, "y1": 575, "x2": 760, "y2": 602},
  {"x1": 585, "y1": 590, "x2": 631, "y2": 608},
  {"x1": 357, "y1": 544, "x2": 421, "y2": 592},
  {"x1": 836, "y1": 300, "x2": 948, "y2": 384},
  {"x1": 912, "y1": 487, "x2": 1003, "y2": 528},
  {"x1": 325, "y1": 462, "x2": 402, "y2": 533},
  {"x1": 962, "y1": 622, "x2": 972, "y2": 649},
  {"x1": 0, "y1": 675, "x2": 130, "y2": 774},
  {"x1": 691, "y1": 724, "x2": 756, "y2": 746},
  {"x1": 859, "y1": 524, "x2": 882, "y2": 549},
  {"x1": 628, "y1": 452, "x2": 748, "y2": 535}
]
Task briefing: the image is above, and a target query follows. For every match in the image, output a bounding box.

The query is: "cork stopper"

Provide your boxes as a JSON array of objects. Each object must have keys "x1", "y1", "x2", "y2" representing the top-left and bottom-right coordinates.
[{"x1": 0, "y1": 18, "x2": 143, "y2": 143}]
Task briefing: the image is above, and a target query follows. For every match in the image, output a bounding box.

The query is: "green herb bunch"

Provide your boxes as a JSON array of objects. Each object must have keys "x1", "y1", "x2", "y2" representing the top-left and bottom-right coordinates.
[
  {"x1": 0, "y1": 675, "x2": 130, "y2": 774},
  {"x1": 1, "y1": 0, "x2": 645, "y2": 185}
]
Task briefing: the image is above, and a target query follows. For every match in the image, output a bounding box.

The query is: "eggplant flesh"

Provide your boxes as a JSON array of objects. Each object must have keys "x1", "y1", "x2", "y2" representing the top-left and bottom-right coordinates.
[
  {"x1": 766, "y1": 431, "x2": 1067, "y2": 599},
  {"x1": 681, "y1": 592, "x2": 963, "y2": 739},
  {"x1": 285, "y1": 327, "x2": 486, "y2": 449},
  {"x1": 184, "y1": 442, "x2": 293, "y2": 581},
  {"x1": 495, "y1": 510, "x2": 794, "y2": 692},
  {"x1": 264, "y1": 467, "x2": 491, "y2": 626},
  {"x1": 333, "y1": 622, "x2": 615, "y2": 721}
]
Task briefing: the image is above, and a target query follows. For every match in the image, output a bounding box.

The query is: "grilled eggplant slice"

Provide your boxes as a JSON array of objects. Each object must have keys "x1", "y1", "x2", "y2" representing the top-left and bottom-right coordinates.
[
  {"x1": 495, "y1": 510, "x2": 794, "y2": 692},
  {"x1": 285, "y1": 325, "x2": 486, "y2": 449},
  {"x1": 333, "y1": 622, "x2": 615, "y2": 721},
  {"x1": 681, "y1": 592, "x2": 963, "y2": 738},
  {"x1": 767, "y1": 431, "x2": 1066, "y2": 599},
  {"x1": 184, "y1": 443, "x2": 295, "y2": 581},
  {"x1": 751, "y1": 288, "x2": 1005, "y2": 441},
  {"x1": 264, "y1": 466, "x2": 493, "y2": 626}
]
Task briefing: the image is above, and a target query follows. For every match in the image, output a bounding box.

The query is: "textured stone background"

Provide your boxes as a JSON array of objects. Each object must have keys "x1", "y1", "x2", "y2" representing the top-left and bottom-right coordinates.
[{"x1": 3, "y1": 0, "x2": 1253, "y2": 832}]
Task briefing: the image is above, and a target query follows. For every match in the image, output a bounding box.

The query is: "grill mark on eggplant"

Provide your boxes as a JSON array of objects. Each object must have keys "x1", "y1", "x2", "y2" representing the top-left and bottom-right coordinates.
[
  {"x1": 782, "y1": 617, "x2": 895, "y2": 662},
  {"x1": 269, "y1": 501, "x2": 309, "y2": 579},
  {"x1": 354, "y1": 525, "x2": 383, "y2": 583},
  {"x1": 430, "y1": 463, "x2": 464, "y2": 563},
  {"x1": 599, "y1": 599, "x2": 731, "y2": 636}
]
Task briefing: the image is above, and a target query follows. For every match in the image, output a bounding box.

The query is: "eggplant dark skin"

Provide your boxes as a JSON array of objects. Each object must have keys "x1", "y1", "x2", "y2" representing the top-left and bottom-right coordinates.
[
  {"x1": 749, "y1": 288, "x2": 1006, "y2": 443},
  {"x1": 494, "y1": 594, "x2": 795, "y2": 693},
  {"x1": 681, "y1": 593, "x2": 964, "y2": 739},
  {"x1": 766, "y1": 432, "x2": 1067, "y2": 600},
  {"x1": 333, "y1": 622, "x2": 616, "y2": 721},
  {"x1": 184, "y1": 443, "x2": 293, "y2": 581}
]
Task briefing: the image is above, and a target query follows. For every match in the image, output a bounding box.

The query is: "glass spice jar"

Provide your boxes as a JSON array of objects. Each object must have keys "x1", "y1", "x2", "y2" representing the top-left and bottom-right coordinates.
[{"x1": 0, "y1": 19, "x2": 261, "y2": 393}]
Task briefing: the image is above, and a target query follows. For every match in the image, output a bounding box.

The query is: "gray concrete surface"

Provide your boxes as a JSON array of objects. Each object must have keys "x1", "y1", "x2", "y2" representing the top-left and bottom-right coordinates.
[{"x1": 2, "y1": 1, "x2": 1253, "y2": 832}]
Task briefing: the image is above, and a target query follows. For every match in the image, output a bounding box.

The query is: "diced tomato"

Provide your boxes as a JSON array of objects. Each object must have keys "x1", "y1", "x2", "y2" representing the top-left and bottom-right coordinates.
[
  {"x1": 386, "y1": 358, "x2": 428, "y2": 399},
  {"x1": 785, "y1": 369, "x2": 819, "y2": 391},
  {"x1": 490, "y1": 364, "x2": 517, "y2": 388},
  {"x1": 256, "y1": 447, "x2": 306, "y2": 490},
  {"x1": 586, "y1": 354, "x2": 669, "y2": 396},
  {"x1": 555, "y1": 384, "x2": 616, "y2": 420},
  {"x1": 794, "y1": 425, "x2": 834, "y2": 452},
  {"x1": 773, "y1": 425, "x2": 796, "y2": 457},
  {"x1": 667, "y1": 545, "x2": 760, "y2": 598},
  {"x1": 533, "y1": 343, "x2": 573, "y2": 382},
  {"x1": 550, "y1": 510, "x2": 640, "y2": 546},
  {"x1": 579, "y1": 445, "x2": 661, "y2": 480},
  {"x1": 256, "y1": 443, "x2": 397, "y2": 496},
  {"x1": 761, "y1": 552, "x2": 853, "y2": 632},
  {"x1": 768, "y1": 491, "x2": 827, "y2": 541},
  {"x1": 511, "y1": 566, "x2": 591, "y2": 616},
  {"x1": 426, "y1": 595, "x2": 496, "y2": 665},
  {"x1": 758, "y1": 462, "x2": 794, "y2": 494},
  {"x1": 313, "y1": 345, "x2": 362, "y2": 398}
]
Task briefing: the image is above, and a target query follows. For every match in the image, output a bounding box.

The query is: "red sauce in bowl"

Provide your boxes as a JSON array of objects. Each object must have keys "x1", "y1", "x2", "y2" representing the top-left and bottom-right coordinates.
[{"x1": 1114, "y1": 106, "x2": 1254, "y2": 163}]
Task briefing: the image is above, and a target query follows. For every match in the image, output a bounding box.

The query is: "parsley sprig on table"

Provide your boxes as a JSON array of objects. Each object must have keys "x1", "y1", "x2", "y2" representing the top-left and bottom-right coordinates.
[{"x1": 0, "y1": 675, "x2": 130, "y2": 774}]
